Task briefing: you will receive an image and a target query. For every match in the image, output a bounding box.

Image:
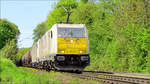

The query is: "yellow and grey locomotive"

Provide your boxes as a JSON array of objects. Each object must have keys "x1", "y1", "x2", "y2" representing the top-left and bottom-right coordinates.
[{"x1": 22, "y1": 23, "x2": 90, "y2": 72}]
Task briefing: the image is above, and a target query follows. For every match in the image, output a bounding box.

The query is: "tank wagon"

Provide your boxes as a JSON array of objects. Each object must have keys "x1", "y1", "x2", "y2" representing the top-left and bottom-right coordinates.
[
  {"x1": 22, "y1": 51, "x2": 31, "y2": 67},
  {"x1": 22, "y1": 23, "x2": 90, "y2": 72}
]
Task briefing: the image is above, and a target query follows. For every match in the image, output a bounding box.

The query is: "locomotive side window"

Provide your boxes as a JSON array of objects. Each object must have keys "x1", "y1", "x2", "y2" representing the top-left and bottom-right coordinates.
[
  {"x1": 48, "y1": 32, "x2": 50, "y2": 38},
  {"x1": 58, "y1": 28, "x2": 85, "y2": 37},
  {"x1": 36, "y1": 43, "x2": 38, "y2": 48},
  {"x1": 51, "y1": 31, "x2": 53, "y2": 39}
]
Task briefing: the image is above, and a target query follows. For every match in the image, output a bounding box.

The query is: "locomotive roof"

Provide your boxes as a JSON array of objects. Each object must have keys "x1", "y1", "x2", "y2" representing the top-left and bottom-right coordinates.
[{"x1": 56, "y1": 24, "x2": 85, "y2": 28}]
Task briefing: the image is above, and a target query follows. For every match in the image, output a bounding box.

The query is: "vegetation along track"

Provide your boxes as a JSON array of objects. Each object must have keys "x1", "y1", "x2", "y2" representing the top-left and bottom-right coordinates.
[{"x1": 66, "y1": 71, "x2": 150, "y2": 84}]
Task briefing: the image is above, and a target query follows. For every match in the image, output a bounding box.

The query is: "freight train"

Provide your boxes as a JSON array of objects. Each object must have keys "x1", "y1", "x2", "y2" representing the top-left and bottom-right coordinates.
[{"x1": 21, "y1": 23, "x2": 90, "y2": 73}]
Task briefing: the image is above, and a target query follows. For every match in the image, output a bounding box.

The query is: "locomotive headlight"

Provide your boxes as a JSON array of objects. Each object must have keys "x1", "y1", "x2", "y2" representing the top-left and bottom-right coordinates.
[
  {"x1": 59, "y1": 50, "x2": 64, "y2": 53},
  {"x1": 57, "y1": 56, "x2": 65, "y2": 61},
  {"x1": 80, "y1": 51, "x2": 82, "y2": 53},
  {"x1": 81, "y1": 56, "x2": 89, "y2": 61},
  {"x1": 80, "y1": 51, "x2": 86, "y2": 53}
]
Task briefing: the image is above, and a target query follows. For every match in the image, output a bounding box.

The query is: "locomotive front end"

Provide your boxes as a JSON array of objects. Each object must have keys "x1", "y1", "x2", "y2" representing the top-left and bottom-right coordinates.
[{"x1": 55, "y1": 24, "x2": 90, "y2": 71}]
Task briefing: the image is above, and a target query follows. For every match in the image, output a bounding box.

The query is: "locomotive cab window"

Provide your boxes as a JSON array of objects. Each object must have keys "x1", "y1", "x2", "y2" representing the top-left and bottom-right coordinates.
[{"x1": 58, "y1": 28, "x2": 85, "y2": 37}]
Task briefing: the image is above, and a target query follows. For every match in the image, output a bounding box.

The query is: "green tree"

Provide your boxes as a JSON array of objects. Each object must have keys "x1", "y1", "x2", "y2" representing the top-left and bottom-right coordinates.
[
  {"x1": 33, "y1": 22, "x2": 48, "y2": 43},
  {"x1": 0, "y1": 19, "x2": 20, "y2": 49},
  {"x1": 81, "y1": 0, "x2": 88, "y2": 3},
  {"x1": 71, "y1": 2, "x2": 97, "y2": 27},
  {"x1": 114, "y1": 0, "x2": 148, "y2": 28},
  {"x1": 33, "y1": 0, "x2": 78, "y2": 43},
  {"x1": 46, "y1": 0, "x2": 78, "y2": 28},
  {"x1": 32, "y1": 0, "x2": 150, "y2": 73},
  {"x1": 0, "y1": 19, "x2": 20, "y2": 64}
]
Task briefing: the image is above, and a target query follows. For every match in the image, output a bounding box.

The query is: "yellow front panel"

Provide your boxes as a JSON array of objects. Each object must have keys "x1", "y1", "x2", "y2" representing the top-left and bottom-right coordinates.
[{"x1": 57, "y1": 38, "x2": 88, "y2": 54}]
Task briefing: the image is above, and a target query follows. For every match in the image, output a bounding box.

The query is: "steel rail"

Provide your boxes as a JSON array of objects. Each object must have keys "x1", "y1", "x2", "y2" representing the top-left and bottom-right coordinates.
[
  {"x1": 83, "y1": 71, "x2": 150, "y2": 84},
  {"x1": 64, "y1": 71, "x2": 150, "y2": 84},
  {"x1": 71, "y1": 73, "x2": 137, "y2": 84},
  {"x1": 96, "y1": 73, "x2": 150, "y2": 84}
]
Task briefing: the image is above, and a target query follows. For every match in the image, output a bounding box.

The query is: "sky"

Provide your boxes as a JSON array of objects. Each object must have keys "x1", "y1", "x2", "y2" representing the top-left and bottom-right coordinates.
[{"x1": 1, "y1": 0, "x2": 58, "y2": 48}]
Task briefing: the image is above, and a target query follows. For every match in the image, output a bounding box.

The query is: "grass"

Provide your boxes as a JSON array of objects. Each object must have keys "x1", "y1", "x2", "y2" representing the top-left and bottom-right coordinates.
[
  {"x1": 0, "y1": 57, "x2": 60, "y2": 84},
  {"x1": 54, "y1": 71, "x2": 101, "y2": 84},
  {"x1": 0, "y1": 57, "x2": 101, "y2": 84}
]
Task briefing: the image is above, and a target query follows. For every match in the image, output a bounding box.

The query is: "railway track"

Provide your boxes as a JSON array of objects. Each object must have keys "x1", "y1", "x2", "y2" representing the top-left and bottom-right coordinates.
[
  {"x1": 67, "y1": 71, "x2": 150, "y2": 84},
  {"x1": 8, "y1": 67, "x2": 150, "y2": 84}
]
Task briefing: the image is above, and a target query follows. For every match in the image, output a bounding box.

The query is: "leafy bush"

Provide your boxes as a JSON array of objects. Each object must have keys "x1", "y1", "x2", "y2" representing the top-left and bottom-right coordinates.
[
  {"x1": 0, "y1": 39, "x2": 18, "y2": 63},
  {"x1": 16, "y1": 48, "x2": 30, "y2": 62}
]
